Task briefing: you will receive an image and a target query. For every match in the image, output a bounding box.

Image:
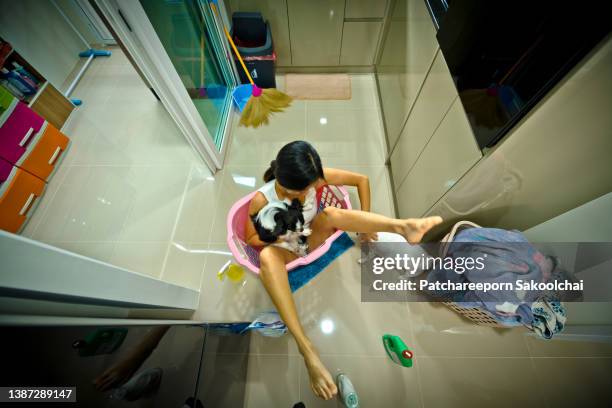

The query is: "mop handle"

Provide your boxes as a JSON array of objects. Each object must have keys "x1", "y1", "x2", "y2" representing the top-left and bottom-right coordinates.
[{"x1": 210, "y1": 2, "x2": 255, "y2": 85}]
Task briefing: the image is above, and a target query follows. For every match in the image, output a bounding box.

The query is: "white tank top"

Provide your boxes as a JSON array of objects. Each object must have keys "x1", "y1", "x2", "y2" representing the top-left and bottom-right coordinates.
[{"x1": 257, "y1": 180, "x2": 318, "y2": 227}]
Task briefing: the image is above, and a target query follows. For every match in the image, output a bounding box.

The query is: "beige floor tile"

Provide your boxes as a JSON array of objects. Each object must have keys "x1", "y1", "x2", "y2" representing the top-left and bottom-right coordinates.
[
  {"x1": 30, "y1": 165, "x2": 92, "y2": 242},
  {"x1": 172, "y1": 164, "x2": 223, "y2": 243},
  {"x1": 306, "y1": 108, "x2": 386, "y2": 166},
  {"x1": 118, "y1": 165, "x2": 190, "y2": 242},
  {"x1": 34, "y1": 165, "x2": 137, "y2": 243},
  {"x1": 297, "y1": 245, "x2": 413, "y2": 357},
  {"x1": 207, "y1": 166, "x2": 268, "y2": 243},
  {"x1": 408, "y1": 302, "x2": 531, "y2": 357},
  {"x1": 298, "y1": 355, "x2": 422, "y2": 408},
  {"x1": 244, "y1": 354, "x2": 301, "y2": 408},
  {"x1": 525, "y1": 334, "x2": 612, "y2": 357},
  {"x1": 198, "y1": 353, "x2": 250, "y2": 407},
  {"x1": 532, "y1": 357, "x2": 612, "y2": 407},
  {"x1": 418, "y1": 357, "x2": 543, "y2": 408},
  {"x1": 249, "y1": 330, "x2": 300, "y2": 356},
  {"x1": 193, "y1": 243, "x2": 275, "y2": 322},
  {"x1": 162, "y1": 242, "x2": 207, "y2": 290},
  {"x1": 110, "y1": 242, "x2": 168, "y2": 279}
]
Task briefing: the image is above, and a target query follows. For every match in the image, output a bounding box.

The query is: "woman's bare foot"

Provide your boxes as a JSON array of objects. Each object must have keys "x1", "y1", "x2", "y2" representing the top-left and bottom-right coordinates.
[
  {"x1": 396, "y1": 216, "x2": 443, "y2": 243},
  {"x1": 303, "y1": 350, "x2": 337, "y2": 400}
]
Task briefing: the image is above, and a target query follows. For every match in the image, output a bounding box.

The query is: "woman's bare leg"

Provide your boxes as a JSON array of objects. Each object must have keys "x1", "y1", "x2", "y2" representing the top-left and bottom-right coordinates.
[
  {"x1": 258, "y1": 246, "x2": 337, "y2": 400},
  {"x1": 319, "y1": 207, "x2": 442, "y2": 243}
]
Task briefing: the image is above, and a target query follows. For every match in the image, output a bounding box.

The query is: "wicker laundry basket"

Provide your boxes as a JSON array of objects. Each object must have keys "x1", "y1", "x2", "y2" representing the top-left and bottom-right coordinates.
[
  {"x1": 437, "y1": 221, "x2": 506, "y2": 328},
  {"x1": 442, "y1": 302, "x2": 505, "y2": 327}
]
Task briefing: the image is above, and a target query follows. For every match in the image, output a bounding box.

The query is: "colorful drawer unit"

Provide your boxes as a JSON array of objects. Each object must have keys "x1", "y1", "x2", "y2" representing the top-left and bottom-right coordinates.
[
  {"x1": 0, "y1": 100, "x2": 46, "y2": 165},
  {"x1": 0, "y1": 157, "x2": 45, "y2": 233},
  {"x1": 0, "y1": 85, "x2": 14, "y2": 114},
  {"x1": 16, "y1": 122, "x2": 70, "y2": 182}
]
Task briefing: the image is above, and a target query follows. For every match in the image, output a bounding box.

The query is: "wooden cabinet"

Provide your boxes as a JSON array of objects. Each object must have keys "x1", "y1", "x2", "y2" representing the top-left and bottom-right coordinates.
[
  {"x1": 30, "y1": 82, "x2": 75, "y2": 130},
  {"x1": 390, "y1": 50, "x2": 457, "y2": 188},
  {"x1": 287, "y1": 0, "x2": 345, "y2": 66},
  {"x1": 396, "y1": 99, "x2": 481, "y2": 217}
]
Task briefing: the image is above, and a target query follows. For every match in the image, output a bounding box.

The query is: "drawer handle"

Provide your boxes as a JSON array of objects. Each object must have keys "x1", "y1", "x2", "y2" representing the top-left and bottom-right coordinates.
[
  {"x1": 48, "y1": 147, "x2": 62, "y2": 165},
  {"x1": 19, "y1": 128, "x2": 35, "y2": 147},
  {"x1": 19, "y1": 193, "x2": 36, "y2": 216}
]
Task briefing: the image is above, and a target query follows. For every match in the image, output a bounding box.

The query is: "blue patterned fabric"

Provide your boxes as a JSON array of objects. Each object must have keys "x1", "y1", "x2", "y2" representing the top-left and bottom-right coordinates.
[
  {"x1": 531, "y1": 297, "x2": 567, "y2": 339},
  {"x1": 289, "y1": 232, "x2": 354, "y2": 292},
  {"x1": 425, "y1": 228, "x2": 577, "y2": 337}
]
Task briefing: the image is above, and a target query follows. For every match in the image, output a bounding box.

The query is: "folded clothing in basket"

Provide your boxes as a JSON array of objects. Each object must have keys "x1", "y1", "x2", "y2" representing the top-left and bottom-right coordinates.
[{"x1": 425, "y1": 227, "x2": 579, "y2": 337}]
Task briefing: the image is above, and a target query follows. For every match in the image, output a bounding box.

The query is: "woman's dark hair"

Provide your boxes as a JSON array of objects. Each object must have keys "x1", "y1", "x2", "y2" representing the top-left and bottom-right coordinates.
[{"x1": 263, "y1": 141, "x2": 324, "y2": 190}]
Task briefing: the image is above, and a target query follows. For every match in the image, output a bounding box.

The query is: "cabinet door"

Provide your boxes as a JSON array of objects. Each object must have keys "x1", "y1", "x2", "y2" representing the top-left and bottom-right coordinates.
[
  {"x1": 17, "y1": 122, "x2": 70, "y2": 182},
  {"x1": 0, "y1": 101, "x2": 45, "y2": 165},
  {"x1": 396, "y1": 99, "x2": 481, "y2": 217},
  {"x1": 229, "y1": 0, "x2": 292, "y2": 66},
  {"x1": 340, "y1": 22, "x2": 382, "y2": 66},
  {"x1": 390, "y1": 51, "x2": 457, "y2": 189},
  {"x1": 345, "y1": 0, "x2": 387, "y2": 18},
  {"x1": 29, "y1": 82, "x2": 74, "y2": 130},
  {"x1": 287, "y1": 0, "x2": 345, "y2": 66},
  {"x1": 0, "y1": 163, "x2": 45, "y2": 233},
  {"x1": 376, "y1": 0, "x2": 438, "y2": 149}
]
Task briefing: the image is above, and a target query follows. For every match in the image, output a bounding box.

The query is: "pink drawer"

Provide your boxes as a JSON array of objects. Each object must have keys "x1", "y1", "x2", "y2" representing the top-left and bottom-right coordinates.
[
  {"x1": 0, "y1": 101, "x2": 45, "y2": 165},
  {"x1": 0, "y1": 156, "x2": 12, "y2": 183}
]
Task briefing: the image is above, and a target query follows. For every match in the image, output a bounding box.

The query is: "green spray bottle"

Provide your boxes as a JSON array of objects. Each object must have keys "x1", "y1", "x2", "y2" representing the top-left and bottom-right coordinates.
[{"x1": 382, "y1": 334, "x2": 413, "y2": 367}]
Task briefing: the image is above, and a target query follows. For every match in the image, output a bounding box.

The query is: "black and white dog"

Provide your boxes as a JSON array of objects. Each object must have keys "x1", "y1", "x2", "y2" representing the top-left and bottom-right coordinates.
[{"x1": 251, "y1": 199, "x2": 312, "y2": 256}]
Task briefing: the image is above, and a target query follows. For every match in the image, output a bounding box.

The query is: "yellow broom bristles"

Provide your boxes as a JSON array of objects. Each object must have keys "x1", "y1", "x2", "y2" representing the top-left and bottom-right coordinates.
[{"x1": 240, "y1": 88, "x2": 293, "y2": 128}]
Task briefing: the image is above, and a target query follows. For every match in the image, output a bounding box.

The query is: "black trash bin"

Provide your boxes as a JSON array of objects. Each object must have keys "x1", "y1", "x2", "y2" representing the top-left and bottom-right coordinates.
[{"x1": 231, "y1": 12, "x2": 276, "y2": 89}]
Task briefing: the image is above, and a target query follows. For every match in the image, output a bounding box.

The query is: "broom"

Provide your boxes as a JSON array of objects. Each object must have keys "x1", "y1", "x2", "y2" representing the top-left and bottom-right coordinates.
[{"x1": 210, "y1": 1, "x2": 292, "y2": 128}]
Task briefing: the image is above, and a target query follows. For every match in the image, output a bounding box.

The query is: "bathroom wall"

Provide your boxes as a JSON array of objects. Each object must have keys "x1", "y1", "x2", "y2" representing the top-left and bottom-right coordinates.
[
  {"x1": 523, "y1": 192, "x2": 612, "y2": 328},
  {"x1": 0, "y1": 0, "x2": 84, "y2": 90},
  {"x1": 229, "y1": 0, "x2": 388, "y2": 70},
  {"x1": 424, "y1": 33, "x2": 612, "y2": 234},
  {"x1": 375, "y1": 0, "x2": 438, "y2": 150}
]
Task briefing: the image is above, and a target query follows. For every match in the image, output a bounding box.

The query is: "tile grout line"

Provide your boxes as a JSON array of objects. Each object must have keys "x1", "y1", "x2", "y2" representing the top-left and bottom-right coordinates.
[
  {"x1": 202, "y1": 352, "x2": 612, "y2": 359},
  {"x1": 159, "y1": 162, "x2": 194, "y2": 281},
  {"x1": 106, "y1": 166, "x2": 145, "y2": 266},
  {"x1": 193, "y1": 168, "x2": 231, "y2": 309},
  {"x1": 406, "y1": 304, "x2": 427, "y2": 408},
  {"x1": 297, "y1": 354, "x2": 301, "y2": 403}
]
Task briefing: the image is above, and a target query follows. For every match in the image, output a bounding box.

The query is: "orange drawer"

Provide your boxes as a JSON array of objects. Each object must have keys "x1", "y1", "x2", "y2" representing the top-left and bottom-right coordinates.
[
  {"x1": 17, "y1": 122, "x2": 70, "y2": 182},
  {"x1": 0, "y1": 162, "x2": 45, "y2": 233}
]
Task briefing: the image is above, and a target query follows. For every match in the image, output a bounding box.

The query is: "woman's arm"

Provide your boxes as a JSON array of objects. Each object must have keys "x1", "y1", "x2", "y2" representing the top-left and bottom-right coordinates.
[
  {"x1": 323, "y1": 168, "x2": 370, "y2": 212},
  {"x1": 245, "y1": 192, "x2": 269, "y2": 247}
]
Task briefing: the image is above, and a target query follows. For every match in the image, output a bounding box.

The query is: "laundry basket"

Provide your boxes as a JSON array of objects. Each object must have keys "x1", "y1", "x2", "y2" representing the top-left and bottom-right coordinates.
[
  {"x1": 227, "y1": 184, "x2": 352, "y2": 274},
  {"x1": 437, "y1": 221, "x2": 506, "y2": 328}
]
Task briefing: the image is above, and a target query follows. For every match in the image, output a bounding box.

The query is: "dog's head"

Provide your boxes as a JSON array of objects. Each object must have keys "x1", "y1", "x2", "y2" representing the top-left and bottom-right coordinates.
[{"x1": 251, "y1": 199, "x2": 306, "y2": 243}]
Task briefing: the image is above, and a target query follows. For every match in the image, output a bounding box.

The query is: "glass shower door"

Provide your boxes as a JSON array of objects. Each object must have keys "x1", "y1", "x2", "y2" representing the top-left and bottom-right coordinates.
[{"x1": 139, "y1": 0, "x2": 234, "y2": 150}]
